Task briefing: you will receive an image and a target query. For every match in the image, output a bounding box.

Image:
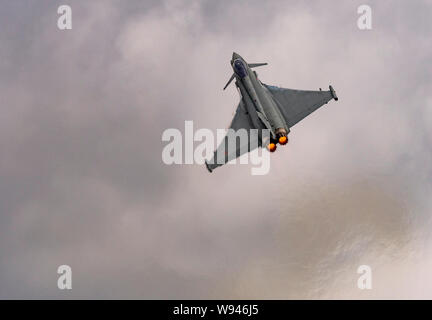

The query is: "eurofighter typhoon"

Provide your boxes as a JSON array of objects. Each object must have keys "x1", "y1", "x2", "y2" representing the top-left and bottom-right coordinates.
[{"x1": 205, "y1": 52, "x2": 338, "y2": 172}]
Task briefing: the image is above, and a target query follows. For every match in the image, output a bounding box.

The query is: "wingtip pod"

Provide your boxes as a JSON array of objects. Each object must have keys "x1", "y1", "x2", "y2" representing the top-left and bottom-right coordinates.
[
  {"x1": 329, "y1": 85, "x2": 338, "y2": 101},
  {"x1": 205, "y1": 161, "x2": 213, "y2": 173}
]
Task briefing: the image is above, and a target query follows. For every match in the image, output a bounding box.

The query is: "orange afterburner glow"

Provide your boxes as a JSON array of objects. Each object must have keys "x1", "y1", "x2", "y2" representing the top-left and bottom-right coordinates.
[
  {"x1": 278, "y1": 136, "x2": 288, "y2": 145},
  {"x1": 267, "y1": 143, "x2": 277, "y2": 152}
]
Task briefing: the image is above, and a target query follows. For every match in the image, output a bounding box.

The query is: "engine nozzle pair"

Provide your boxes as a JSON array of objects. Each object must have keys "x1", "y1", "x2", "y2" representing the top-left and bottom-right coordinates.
[{"x1": 267, "y1": 135, "x2": 288, "y2": 152}]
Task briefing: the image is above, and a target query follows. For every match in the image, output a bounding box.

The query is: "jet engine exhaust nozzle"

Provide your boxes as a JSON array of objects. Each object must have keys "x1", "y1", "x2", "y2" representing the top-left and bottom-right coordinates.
[
  {"x1": 267, "y1": 143, "x2": 277, "y2": 152},
  {"x1": 278, "y1": 136, "x2": 288, "y2": 145}
]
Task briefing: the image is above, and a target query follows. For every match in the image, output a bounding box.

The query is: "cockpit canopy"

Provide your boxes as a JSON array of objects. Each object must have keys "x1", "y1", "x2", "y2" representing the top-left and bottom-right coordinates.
[{"x1": 233, "y1": 59, "x2": 248, "y2": 78}]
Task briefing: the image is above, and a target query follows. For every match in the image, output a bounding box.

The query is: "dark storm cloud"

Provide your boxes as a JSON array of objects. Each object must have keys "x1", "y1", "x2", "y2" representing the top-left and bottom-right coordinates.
[{"x1": 0, "y1": 0, "x2": 431, "y2": 298}]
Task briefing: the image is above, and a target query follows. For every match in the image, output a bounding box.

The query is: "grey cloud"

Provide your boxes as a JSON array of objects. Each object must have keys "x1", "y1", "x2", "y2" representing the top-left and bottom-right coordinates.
[{"x1": 0, "y1": 0, "x2": 431, "y2": 298}]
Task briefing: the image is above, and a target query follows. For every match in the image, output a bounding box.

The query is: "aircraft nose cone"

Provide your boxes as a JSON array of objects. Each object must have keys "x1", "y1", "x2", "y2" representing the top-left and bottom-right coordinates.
[{"x1": 232, "y1": 52, "x2": 241, "y2": 59}]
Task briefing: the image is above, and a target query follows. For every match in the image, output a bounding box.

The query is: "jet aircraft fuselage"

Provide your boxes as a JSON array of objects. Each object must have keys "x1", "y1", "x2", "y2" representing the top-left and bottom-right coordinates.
[
  {"x1": 205, "y1": 52, "x2": 338, "y2": 172},
  {"x1": 230, "y1": 52, "x2": 289, "y2": 144}
]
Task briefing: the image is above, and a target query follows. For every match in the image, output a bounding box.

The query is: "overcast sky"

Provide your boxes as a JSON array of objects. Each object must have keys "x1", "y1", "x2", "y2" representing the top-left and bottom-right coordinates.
[{"x1": 0, "y1": 0, "x2": 431, "y2": 299}]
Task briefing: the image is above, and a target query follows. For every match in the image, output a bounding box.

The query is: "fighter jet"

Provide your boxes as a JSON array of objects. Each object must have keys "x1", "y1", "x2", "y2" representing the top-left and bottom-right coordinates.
[{"x1": 205, "y1": 52, "x2": 338, "y2": 172}]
